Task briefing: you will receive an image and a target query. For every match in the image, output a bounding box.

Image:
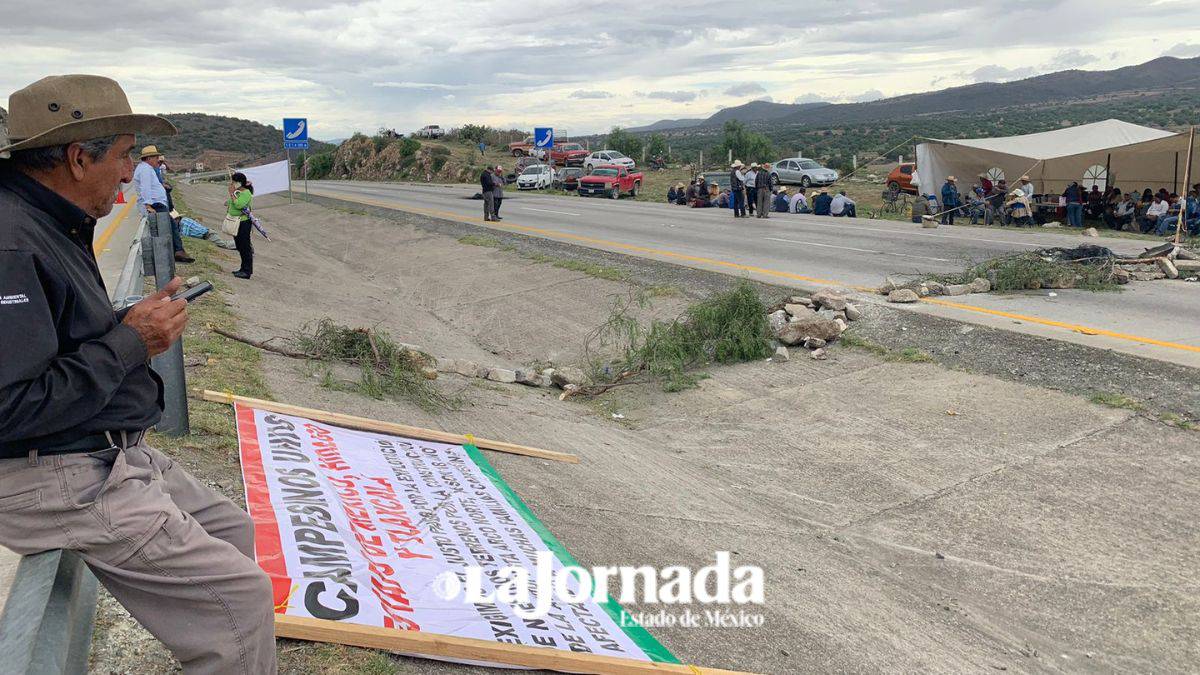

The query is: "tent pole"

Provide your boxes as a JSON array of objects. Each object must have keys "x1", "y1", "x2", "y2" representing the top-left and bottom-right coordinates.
[
  {"x1": 1175, "y1": 126, "x2": 1195, "y2": 246},
  {"x1": 1174, "y1": 151, "x2": 1179, "y2": 194},
  {"x1": 1104, "y1": 153, "x2": 1111, "y2": 192}
]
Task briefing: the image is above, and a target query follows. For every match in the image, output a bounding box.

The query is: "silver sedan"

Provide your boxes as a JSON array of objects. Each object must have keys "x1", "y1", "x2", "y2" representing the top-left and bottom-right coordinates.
[{"x1": 770, "y1": 157, "x2": 838, "y2": 187}]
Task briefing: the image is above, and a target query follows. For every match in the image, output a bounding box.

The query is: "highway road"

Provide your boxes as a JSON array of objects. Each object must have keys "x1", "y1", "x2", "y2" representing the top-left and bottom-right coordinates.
[{"x1": 309, "y1": 180, "x2": 1200, "y2": 368}]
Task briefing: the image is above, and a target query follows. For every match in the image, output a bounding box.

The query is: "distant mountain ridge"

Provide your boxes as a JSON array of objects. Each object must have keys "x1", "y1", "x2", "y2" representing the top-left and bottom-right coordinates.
[{"x1": 633, "y1": 56, "x2": 1200, "y2": 133}]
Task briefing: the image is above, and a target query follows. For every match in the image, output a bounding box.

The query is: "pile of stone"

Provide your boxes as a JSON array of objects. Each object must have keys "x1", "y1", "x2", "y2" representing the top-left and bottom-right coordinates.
[
  {"x1": 877, "y1": 276, "x2": 990, "y2": 303},
  {"x1": 433, "y1": 357, "x2": 591, "y2": 391},
  {"x1": 1116, "y1": 243, "x2": 1200, "y2": 282},
  {"x1": 766, "y1": 289, "x2": 860, "y2": 361}
]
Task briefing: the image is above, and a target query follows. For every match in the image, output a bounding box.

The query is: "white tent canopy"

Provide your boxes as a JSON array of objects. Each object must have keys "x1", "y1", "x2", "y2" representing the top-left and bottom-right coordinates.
[{"x1": 916, "y1": 119, "x2": 1196, "y2": 197}]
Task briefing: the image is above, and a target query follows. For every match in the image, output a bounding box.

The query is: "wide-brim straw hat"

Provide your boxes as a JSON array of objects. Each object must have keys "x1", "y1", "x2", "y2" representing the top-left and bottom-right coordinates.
[
  {"x1": 731, "y1": 159, "x2": 744, "y2": 168},
  {"x1": 946, "y1": 175, "x2": 957, "y2": 181},
  {"x1": 1020, "y1": 175, "x2": 1030, "y2": 181},
  {"x1": 0, "y1": 75, "x2": 175, "y2": 155},
  {"x1": 139, "y1": 145, "x2": 163, "y2": 159},
  {"x1": 750, "y1": 162, "x2": 760, "y2": 169}
]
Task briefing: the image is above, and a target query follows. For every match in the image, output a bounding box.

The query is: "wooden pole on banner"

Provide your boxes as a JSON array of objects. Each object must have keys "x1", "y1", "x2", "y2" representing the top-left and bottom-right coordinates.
[
  {"x1": 1175, "y1": 126, "x2": 1195, "y2": 246},
  {"x1": 275, "y1": 615, "x2": 754, "y2": 674},
  {"x1": 201, "y1": 390, "x2": 579, "y2": 464}
]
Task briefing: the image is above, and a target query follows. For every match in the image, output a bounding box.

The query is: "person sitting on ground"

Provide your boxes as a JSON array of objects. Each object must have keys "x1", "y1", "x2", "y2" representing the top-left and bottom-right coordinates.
[
  {"x1": 1086, "y1": 185, "x2": 1104, "y2": 219},
  {"x1": 773, "y1": 186, "x2": 791, "y2": 213},
  {"x1": 812, "y1": 188, "x2": 833, "y2": 216},
  {"x1": 1102, "y1": 191, "x2": 1130, "y2": 230},
  {"x1": 968, "y1": 186, "x2": 988, "y2": 225},
  {"x1": 1005, "y1": 189, "x2": 1035, "y2": 227},
  {"x1": 685, "y1": 179, "x2": 698, "y2": 203},
  {"x1": 978, "y1": 172, "x2": 993, "y2": 195},
  {"x1": 830, "y1": 190, "x2": 857, "y2": 217},
  {"x1": 789, "y1": 186, "x2": 810, "y2": 214},
  {"x1": 1155, "y1": 190, "x2": 1199, "y2": 236},
  {"x1": 1140, "y1": 194, "x2": 1169, "y2": 233},
  {"x1": 709, "y1": 180, "x2": 720, "y2": 203},
  {"x1": 716, "y1": 188, "x2": 730, "y2": 208},
  {"x1": 911, "y1": 193, "x2": 933, "y2": 223},
  {"x1": 667, "y1": 183, "x2": 682, "y2": 204}
]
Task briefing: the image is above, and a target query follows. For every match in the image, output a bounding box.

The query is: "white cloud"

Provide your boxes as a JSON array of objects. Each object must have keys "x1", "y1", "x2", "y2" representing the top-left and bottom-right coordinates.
[
  {"x1": 724, "y1": 83, "x2": 767, "y2": 97},
  {"x1": 569, "y1": 90, "x2": 614, "y2": 99},
  {"x1": 643, "y1": 90, "x2": 699, "y2": 103},
  {"x1": 1163, "y1": 42, "x2": 1200, "y2": 58},
  {"x1": 849, "y1": 89, "x2": 884, "y2": 102},
  {"x1": 793, "y1": 93, "x2": 826, "y2": 104}
]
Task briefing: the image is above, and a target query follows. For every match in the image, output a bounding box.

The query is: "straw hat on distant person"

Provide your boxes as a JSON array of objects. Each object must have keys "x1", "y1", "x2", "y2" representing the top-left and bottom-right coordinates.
[
  {"x1": 731, "y1": 159, "x2": 744, "y2": 168},
  {"x1": 750, "y1": 162, "x2": 759, "y2": 169},
  {"x1": 1020, "y1": 175, "x2": 1031, "y2": 181},
  {"x1": 0, "y1": 75, "x2": 175, "y2": 155},
  {"x1": 777, "y1": 186, "x2": 788, "y2": 194},
  {"x1": 139, "y1": 145, "x2": 163, "y2": 159},
  {"x1": 946, "y1": 175, "x2": 957, "y2": 182}
]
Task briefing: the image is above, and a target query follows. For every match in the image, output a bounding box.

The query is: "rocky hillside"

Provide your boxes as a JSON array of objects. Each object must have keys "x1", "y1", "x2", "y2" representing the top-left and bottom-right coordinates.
[
  {"x1": 138, "y1": 112, "x2": 335, "y2": 168},
  {"x1": 323, "y1": 134, "x2": 482, "y2": 182}
]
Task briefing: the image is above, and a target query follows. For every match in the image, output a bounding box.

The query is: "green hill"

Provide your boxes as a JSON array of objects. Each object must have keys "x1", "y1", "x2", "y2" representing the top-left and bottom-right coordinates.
[{"x1": 138, "y1": 112, "x2": 335, "y2": 166}]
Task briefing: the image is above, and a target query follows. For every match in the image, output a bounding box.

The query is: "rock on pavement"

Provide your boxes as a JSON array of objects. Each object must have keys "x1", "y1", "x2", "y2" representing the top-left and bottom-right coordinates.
[
  {"x1": 810, "y1": 289, "x2": 847, "y2": 311},
  {"x1": 776, "y1": 316, "x2": 843, "y2": 344},
  {"x1": 888, "y1": 289, "x2": 920, "y2": 303}
]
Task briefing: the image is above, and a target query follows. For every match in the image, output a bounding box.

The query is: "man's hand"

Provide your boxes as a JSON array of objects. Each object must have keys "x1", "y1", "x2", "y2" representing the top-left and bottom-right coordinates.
[{"x1": 122, "y1": 277, "x2": 188, "y2": 357}]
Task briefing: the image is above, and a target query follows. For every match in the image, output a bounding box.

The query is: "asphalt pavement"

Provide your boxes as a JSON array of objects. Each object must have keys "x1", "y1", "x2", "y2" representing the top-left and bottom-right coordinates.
[{"x1": 308, "y1": 180, "x2": 1200, "y2": 368}]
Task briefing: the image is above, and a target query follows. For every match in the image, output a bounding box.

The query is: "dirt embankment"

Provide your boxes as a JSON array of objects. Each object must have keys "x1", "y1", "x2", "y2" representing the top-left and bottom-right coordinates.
[
  {"x1": 103, "y1": 182, "x2": 1198, "y2": 674},
  {"x1": 328, "y1": 135, "x2": 484, "y2": 183}
]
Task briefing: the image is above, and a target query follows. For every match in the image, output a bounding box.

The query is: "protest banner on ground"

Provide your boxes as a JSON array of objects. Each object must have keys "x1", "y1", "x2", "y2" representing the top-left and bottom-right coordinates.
[{"x1": 230, "y1": 399, "x2": 682, "y2": 671}]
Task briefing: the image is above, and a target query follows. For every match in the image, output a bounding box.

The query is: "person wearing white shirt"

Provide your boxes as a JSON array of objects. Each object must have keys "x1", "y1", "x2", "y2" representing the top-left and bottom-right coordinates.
[
  {"x1": 1140, "y1": 195, "x2": 1169, "y2": 233},
  {"x1": 1018, "y1": 175, "x2": 1034, "y2": 199},
  {"x1": 830, "y1": 190, "x2": 857, "y2": 217},
  {"x1": 789, "y1": 187, "x2": 810, "y2": 214}
]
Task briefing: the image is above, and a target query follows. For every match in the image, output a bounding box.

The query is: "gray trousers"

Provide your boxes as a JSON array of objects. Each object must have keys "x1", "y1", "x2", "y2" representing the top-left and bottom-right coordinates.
[
  {"x1": 483, "y1": 192, "x2": 495, "y2": 220},
  {"x1": 756, "y1": 187, "x2": 771, "y2": 217},
  {"x1": 0, "y1": 436, "x2": 277, "y2": 674}
]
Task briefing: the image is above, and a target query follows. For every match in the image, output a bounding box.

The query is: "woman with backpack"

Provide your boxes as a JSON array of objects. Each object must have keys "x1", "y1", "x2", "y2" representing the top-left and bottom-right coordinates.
[{"x1": 225, "y1": 172, "x2": 255, "y2": 279}]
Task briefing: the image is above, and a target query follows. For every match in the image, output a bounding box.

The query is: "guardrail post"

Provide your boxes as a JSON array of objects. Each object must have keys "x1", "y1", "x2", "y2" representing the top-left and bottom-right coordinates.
[
  {"x1": 0, "y1": 551, "x2": 98, "y2": 675},
  {"x1": 147, "y1": 211, "x2": 189, "y2": 436}
]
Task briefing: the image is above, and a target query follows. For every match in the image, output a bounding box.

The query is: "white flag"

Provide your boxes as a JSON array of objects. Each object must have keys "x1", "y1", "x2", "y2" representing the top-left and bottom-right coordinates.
[{"x1": 239, "y1": 160, "x2": 290, "y2": 196}]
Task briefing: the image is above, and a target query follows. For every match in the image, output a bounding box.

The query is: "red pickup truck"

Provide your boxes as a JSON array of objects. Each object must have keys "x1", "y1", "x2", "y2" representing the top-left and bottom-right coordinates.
[
  {"x1": 536, "y1": 142, "x2": 588, "y2": 166},
  {"x1": 508, "y1": 136, "x2": 535, "y2": 156},
  {"x1": 577, "y1": 165, "x2": 643, "y2": 199}
]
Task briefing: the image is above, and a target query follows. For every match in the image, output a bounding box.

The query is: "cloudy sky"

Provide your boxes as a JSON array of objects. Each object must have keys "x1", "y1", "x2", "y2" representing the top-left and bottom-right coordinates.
[{"x1": 3, "y1": 0, "x2": 1200, "y2": 140}]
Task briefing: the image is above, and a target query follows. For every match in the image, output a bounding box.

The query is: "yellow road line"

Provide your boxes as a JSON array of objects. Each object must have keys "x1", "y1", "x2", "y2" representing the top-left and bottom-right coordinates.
[
  {"x1": 311, "y1": 189, "x2": 1200, "y2": 355},
  {"x1": 94, "y1": 196, "x2": 135, "y2": 257}
]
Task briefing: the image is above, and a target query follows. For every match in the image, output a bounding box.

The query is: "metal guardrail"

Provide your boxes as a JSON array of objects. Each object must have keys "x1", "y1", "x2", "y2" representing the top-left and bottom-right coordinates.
[{"x1": 0, "y1": 551, "x2": 97, "y2": 675}]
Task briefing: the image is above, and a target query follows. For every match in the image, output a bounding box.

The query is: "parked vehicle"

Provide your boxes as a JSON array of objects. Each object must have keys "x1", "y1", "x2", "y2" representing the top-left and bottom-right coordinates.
[
  {"x1": 553, "y1": 167, "x2": 585, "y2": 191},
  {"x1": 578, "y1": 165, "x2": 643, "y2": 199},
  {"x1": 584, "y1": 150, "x2": 635, "y2": 173},
  {"x1": 887, "y1": 162, "x2": 918, "y2": 194},
  {"x1": 770, "y1": 157, "x2": 838, "y2": 187},
  {"x1": 416, "y1": 125, "x2": 445, "y2": 139},
  {"x1": 508, "y1": 136, "x2": 536, "y2": 156},
  {"x1": 534, "y1": 142, "x2": 589, "y2": 166},
  {"x1": 700, "y1": 171, "x2": 732, "y2": 191},
  {"x1": 516, "y1": 163, "x2": 554, "y2": 190}
]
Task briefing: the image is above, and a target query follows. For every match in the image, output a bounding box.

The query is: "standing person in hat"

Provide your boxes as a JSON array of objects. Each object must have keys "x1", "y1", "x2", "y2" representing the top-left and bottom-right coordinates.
[
  {"x1": 756, "y1": 163, "x2": 773, "y2": 218},
  {"x1": 940, "y1": 175, "x2": 961, "y2": 225},
  {"x1": 0, "y1": 75, "x2": 276, "y2": 674},
  {"x1": 479, "y1": 165, "x2": 496, "y2": 221},
  {"x1": 226, "y1": 171, "x2": 255, "y2": 278},
  {"x1": 134, "y1": 144, "x2": 191, "y2": 262},
  {"x1": 1018, "y1": 175, "x2": 1035, "y2": 200},
  {"x1": 744, "y1": 162, "x2": 759, "y2": 216},
  {"x1": 491, "y1": 165, "x2": 505, "y2": 220},
  {"x1": 729, "y1": 160, "x2": 747, "y2": 218}
]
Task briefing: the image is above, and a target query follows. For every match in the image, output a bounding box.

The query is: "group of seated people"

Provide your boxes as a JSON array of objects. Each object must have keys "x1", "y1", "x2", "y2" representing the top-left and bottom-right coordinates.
[
  {"x1": 667, "y1": 179, "x2": 857, "y2": 217},
  {"x1": 1094, "y1": 185, "x2": 1200, "y2": 235}
]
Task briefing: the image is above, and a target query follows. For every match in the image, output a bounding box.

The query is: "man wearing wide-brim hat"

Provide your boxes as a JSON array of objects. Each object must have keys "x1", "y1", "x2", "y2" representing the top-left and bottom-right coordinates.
[
  {"x1": 941, "y1": 174, "x2": 962, "y2": 225},
  {"x1": 729, "y1": 159, "x2": 747, "y2": 218},
  {"x1": 0, "y1": 75, "x2": 276, "y2": 673},
  {"x1": 134, "y1": 142, "x2": 192, "y2": 262}
]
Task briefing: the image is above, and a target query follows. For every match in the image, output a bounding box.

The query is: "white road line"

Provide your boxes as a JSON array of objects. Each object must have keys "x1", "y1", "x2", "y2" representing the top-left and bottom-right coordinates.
[
  {"x1": 763, "y1": 237, "x2": 952, "y2": 263},
  {"x1": 521, "y1": 207, "x2": 582, "y2": 216}
]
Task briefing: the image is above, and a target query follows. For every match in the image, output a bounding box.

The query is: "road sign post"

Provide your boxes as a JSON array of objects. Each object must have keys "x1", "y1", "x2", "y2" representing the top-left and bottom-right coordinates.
[{"x1": 283, "y1": 118, "x2": 309, "y2": 204}]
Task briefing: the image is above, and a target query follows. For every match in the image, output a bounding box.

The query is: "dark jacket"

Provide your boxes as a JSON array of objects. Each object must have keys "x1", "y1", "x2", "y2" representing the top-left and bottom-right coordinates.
[
  {"x1": 480, "y1": 169, "x2": 495, "y2": 192},
  {"x1": 1063, "y1": 184, "x2": 1082, "y2": 204},
  {"x1": 730, "y1": 168, "x2": 744, "y2": 190},
  {"x1": 941, "y1": 182, "x2": 960, "y2": 208},
  {"x1": 812, "y1": 193, "x2": 833, "y2": 215},
  {"x1": 0, "y1": 166, "x2": 162, "y2": 454}
]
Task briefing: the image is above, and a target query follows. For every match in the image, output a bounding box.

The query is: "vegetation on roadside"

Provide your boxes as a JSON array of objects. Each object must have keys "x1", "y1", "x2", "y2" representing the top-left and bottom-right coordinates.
[
  {"x1": 838, "y1": 332, "x2": 934, "y2": 363},
  {"x1": 292, "y1": 319, "x2": 459, "y2": 412},
  {"x1": 585, "y1": 282, "x2": 772, "y2": 392},
  {"x1": 1089, "y1": 392, "x2": 1146, "y2": 411},
  {"x1": 928, "y1": 251, "x2": 1123, "y2": 293}
]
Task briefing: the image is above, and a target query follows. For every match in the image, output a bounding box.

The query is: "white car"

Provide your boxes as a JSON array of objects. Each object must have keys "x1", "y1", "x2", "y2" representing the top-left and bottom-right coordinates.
[
  {"x1": 516, "y1": 163, "x2": 554, "y2": 190},
  {"x1": 584, "y1": 150, "x2": 635, "y2": 173},
  {"x1": 416, "y1": 124, "x2": 445, "y2": 139}
]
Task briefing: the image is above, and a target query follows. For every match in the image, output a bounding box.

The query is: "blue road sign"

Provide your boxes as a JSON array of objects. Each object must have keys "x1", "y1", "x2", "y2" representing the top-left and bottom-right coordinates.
[
  {"x1": 534, "y1": 127, "x2": 554, "y2": 149},
  {"x1": 283, "y1": 118, "x2": 309, "y2": 149}
]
